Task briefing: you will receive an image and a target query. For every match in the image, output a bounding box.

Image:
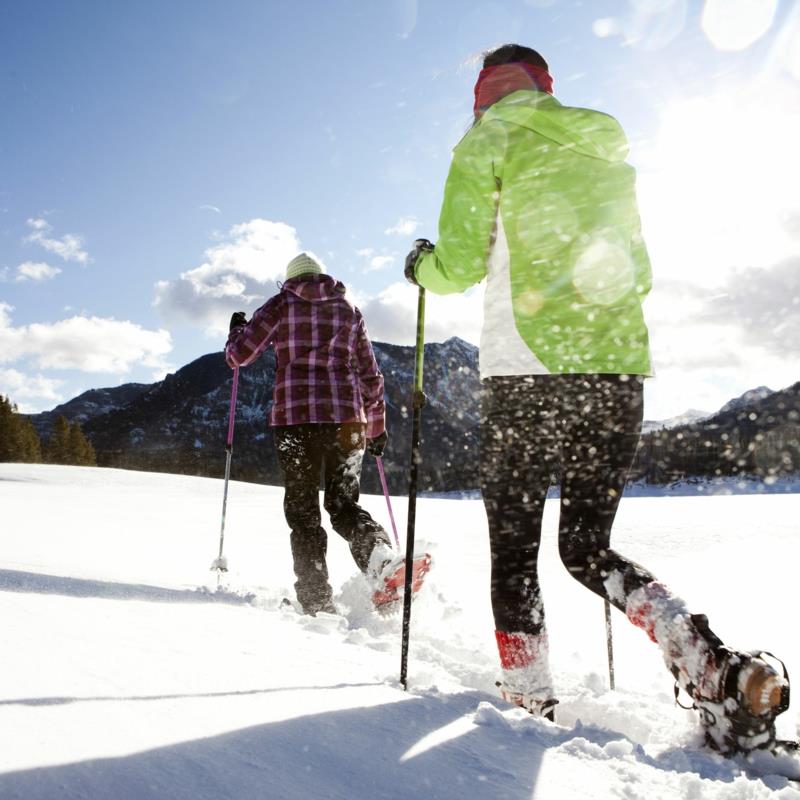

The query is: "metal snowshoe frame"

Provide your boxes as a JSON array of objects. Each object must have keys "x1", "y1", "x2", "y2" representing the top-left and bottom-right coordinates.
[{"x1": 674, "y1": 648, "x2": 791, "y2": 755}]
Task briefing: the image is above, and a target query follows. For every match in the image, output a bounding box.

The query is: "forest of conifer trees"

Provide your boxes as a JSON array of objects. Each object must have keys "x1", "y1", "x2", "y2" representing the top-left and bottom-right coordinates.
[{"x1": 0, "y1": 396, "x2": 96, "y2": 466}]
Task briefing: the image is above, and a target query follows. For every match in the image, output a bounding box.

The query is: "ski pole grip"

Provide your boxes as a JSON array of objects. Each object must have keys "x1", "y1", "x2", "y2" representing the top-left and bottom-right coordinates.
[{"x1": 413, "y1": 288, "x2": 425, "y2": 392}]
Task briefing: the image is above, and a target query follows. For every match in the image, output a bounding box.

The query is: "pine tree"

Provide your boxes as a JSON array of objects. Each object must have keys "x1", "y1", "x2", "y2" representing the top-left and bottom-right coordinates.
[
  {"x1": 68, "y1": 421, "x2": 96, "y2": 466},
  {"x1": 17, "y1": 417, "x2": 42, "y2": 462},
  {"x1": 46, "y1": 415, "x2": 72, "y2": 464},
  {"x1": 0, "y1": 395, "x2": 15, "y2": 461},
  {"x1": 0, "y1": 395, "x2": 43, "y2": 462}
]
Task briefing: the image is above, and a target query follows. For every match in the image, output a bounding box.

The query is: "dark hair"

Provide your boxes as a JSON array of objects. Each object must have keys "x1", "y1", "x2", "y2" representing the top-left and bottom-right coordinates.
[{"x1": 482, "y1": 44, "x2": 548, "y2": 71}]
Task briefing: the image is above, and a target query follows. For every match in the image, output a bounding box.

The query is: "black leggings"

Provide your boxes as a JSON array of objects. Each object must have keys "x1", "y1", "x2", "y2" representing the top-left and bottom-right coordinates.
[
  {"x1": 274, "y1": 423, "x2": 390, "y2": 610},
  {"x1": 481, "y1": 374, "x2": 655, "y2": 635}
]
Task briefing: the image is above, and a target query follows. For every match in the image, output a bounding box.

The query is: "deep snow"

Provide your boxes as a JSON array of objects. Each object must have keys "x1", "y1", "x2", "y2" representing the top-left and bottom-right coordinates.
[{"x1": 1, "y1": 463, "x2": 798, "y2": 799}]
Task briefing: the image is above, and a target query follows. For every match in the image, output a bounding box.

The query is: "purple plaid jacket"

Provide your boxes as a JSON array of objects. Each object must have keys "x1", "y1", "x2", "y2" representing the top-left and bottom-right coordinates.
[{"x1": 225, "y1": 275, "x2": 385, "y2": 439}]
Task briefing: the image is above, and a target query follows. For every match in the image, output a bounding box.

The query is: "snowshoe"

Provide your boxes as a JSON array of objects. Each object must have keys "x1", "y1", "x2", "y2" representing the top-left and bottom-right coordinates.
[
  {"x1": 372, "y1": 553, "x2": 432, "y2": 609},
  {"x1": 626, "y1": 583, "x2": 791, "y2": 756},
  {"x1": 496, "y1": 681, "x2": 558, "y2": 722},
  {"x1": 678, "y1": 648, "x2": 790, "y2": 755}
]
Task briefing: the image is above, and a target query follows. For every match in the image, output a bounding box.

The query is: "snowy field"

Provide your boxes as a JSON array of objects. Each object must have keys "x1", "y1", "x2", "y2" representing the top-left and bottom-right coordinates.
[{"x1": 1, "y1": 463, "x2": 798, "y2": 799}]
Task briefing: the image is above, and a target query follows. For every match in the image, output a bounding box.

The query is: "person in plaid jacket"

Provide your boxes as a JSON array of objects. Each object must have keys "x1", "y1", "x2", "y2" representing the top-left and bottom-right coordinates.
[{"x1": 225, "y1": 252, "x2": 393, "y2": 615}]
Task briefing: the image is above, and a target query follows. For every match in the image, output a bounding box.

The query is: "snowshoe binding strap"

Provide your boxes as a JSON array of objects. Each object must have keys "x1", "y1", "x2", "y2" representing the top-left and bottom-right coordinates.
[{"x1": 673, "y1": 680, "x2": 696, "y2": 711}]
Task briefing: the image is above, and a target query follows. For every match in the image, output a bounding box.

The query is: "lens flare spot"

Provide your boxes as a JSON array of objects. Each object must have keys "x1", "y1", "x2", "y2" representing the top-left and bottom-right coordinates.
[
  {"x1": 516, "y1": 288, "x2": 545, "y2": 316},
  {"x1": 701, "y1": 0, "x2": 778, "y2": 51},
  {"x1": 572, "y1": 238, "x2": 635, "y2": 305}
]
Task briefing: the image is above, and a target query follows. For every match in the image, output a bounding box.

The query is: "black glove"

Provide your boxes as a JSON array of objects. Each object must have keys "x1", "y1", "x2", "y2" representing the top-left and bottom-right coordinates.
[
  {"x1": 404, "y1": 239, "x2": 434, "y2": 285},
  {"x1": 366, "y1": 430, "x2": 388, "y2": 458},
  {"x1": 229, "y1": 311, "x2": 247, "y2": 332}
]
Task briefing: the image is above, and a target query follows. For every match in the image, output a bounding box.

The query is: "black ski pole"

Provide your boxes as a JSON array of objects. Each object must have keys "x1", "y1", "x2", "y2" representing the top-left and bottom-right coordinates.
[
  {"x1": 400, "y1": 285, "x2": 426, "y2": 690},
  {"x1": 605, "y1": 598, "x2": 615, "y2": 690}
]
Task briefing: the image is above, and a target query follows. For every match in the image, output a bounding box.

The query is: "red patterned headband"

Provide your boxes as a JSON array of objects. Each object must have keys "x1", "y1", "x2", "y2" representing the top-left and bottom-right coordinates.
[{"x1": 473, "y1": 62, "x2": 554, "y2": 117}]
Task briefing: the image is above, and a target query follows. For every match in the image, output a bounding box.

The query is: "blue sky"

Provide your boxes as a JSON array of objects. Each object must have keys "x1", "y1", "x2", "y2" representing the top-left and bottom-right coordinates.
[{"x1": 1, "y1": 0, "x2": 799, "y2": 419}]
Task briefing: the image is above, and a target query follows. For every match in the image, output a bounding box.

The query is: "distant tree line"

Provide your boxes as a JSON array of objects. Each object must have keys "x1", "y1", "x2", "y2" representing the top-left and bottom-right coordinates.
[
  {"x1": 630, "y1": 412, "x2": 800, "y2": 484},
  {"x1": 0, "y1": 395, "x2": 96, "y2": 466}
]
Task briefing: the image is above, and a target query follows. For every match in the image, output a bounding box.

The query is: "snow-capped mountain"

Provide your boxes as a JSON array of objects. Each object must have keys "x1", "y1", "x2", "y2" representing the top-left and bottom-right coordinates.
[
  {"x1": 641, "y1": 409, "x2": 711, "y2": 434},
  {"x1": 28, "y1": 338, "x2": 482, "y2": 495},
  {"x1": 634, "y1": 382, "x2": 800, "y2": 484},
  {"x1": 719, "y1": 385, "x2": 774, "y2": 414},
  {"x1": 25, "y1": 345, "x2": 799, "y2": 490},
  {"x1": 29, "y1": 383, "x2": 150, "y2": 438}
]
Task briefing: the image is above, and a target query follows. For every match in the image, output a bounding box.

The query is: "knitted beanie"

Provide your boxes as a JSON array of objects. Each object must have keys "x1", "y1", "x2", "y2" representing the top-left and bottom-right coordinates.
[{"x1": 285, "y1": 252, "x2": 324, "y2": 280}]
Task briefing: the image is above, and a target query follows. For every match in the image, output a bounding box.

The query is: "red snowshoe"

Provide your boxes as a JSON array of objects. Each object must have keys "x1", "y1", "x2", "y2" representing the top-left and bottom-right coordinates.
[{"x1": 372, "y1": 553, "x2": 432, "y2": 609}]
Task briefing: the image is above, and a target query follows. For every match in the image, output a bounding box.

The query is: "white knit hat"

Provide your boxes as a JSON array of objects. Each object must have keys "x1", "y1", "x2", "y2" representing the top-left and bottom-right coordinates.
[{"x1": 285, "y1": 252, "x2": 324, "y2": 280}]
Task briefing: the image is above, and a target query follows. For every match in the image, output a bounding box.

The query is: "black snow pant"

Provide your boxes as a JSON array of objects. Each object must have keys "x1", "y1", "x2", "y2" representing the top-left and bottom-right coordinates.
[
  {"x1": 274, "y1": 422, "x2": 390, "y2": 613},
  {"x1": 481, "y1": 374, "x2": 656, "y2": 636}
]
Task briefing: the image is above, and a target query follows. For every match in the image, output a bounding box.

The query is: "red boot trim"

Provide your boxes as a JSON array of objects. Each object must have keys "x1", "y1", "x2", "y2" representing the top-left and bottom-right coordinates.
[
  {"x1": 627, "y1": 601, "x2": 658, "y2": 643},
  {"x1": 495, "y1": 631, "x2": 543, "y2": 670}
]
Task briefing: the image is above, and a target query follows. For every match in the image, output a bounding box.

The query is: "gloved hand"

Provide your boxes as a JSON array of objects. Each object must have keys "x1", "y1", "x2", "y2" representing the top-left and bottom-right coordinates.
[
  {"x1": 366, "y1": 430, "x2": 388, "y2": 458},
  {"x1": 404, "y1": 239, "x2": 434, "y2": 285},
  {"x1": 229, "y1": 311, "x2": 247, "y2": 332}
]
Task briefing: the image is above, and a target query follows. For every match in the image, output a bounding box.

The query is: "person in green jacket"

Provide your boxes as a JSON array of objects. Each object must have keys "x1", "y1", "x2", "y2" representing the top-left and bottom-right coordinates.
[{"x1": 405, "y1": 44, "x2": 788, "y2": 754}]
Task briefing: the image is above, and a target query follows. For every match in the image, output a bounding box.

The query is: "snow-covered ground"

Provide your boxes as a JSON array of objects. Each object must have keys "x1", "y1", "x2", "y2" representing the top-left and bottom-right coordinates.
[{"x1": 1, "y1": 463, "x2": 798, "y2": 799}]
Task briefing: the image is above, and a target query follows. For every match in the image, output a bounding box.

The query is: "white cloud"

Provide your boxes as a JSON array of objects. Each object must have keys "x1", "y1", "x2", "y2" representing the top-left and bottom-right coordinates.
[
  {"x1": 630, "y1": 67, "x2": 800, "y2": 418},
  {"x1": 153, "y1": 218, "x2": 302, "y2": 333},
  {"x1": 384, "y1": 216, "x2": 420, "y2": 236},
  {"x1": 644, "y1": 347, "x2": 795, "y2": 422},
  {"x1": 0, "y1": 368, "x2": 64, "y2": 411},
  {"x1": 15, "y1": 261, "x2": 62, "y2": 282},
  {"x1": 355, "y1": 247, "x2": 398, "y2": 273},
  {"x1": 356, "y1": 281, "x2": 483, "y2": 346},
  {"x1": 199, "y1": 205, "x2": 222, "y2": 214},
  {"x1": 0, "y1": 302, "x2": 172, "y2": 375},
  {"x1": 368, "y1": 255, "x2": 396, "y2": 271},
  {"x1": 708, "y1": 258, "x2": 800, "y2": 351},
  {"x1": 25, "y1": 218, "x2": 90, "y2": 264},
  {"x1": 641, "y1": 256, "x2": 800, "y2": 419},
  {"x1": 636, "y1": 78, "x2": 800, "y2": 291}
]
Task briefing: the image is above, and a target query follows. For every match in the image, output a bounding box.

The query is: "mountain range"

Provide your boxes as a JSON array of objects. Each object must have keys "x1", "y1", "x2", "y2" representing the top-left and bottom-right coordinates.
[{"x1": 27, "y1": 339, "x2": 799, "y2": 493}]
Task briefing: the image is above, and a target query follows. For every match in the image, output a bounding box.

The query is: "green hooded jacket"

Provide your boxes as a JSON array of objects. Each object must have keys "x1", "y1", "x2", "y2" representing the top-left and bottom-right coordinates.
[{"x1": 415, "y1": 90, "x2": 653, "y2": 376}]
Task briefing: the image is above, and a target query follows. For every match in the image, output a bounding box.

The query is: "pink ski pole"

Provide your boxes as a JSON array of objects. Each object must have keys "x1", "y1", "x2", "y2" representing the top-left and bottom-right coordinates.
[
  {"x1": 376, "y1": 456, "x2": 400, "y2": 550},
  {"x1": 212, "y1": 366, "x2": 239, "y2": 580}
]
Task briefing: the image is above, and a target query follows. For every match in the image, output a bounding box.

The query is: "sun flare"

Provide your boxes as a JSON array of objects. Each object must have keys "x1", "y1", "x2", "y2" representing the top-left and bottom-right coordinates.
[{"x1": 636, "y1": 80, "x2": 800, "y2": 288}]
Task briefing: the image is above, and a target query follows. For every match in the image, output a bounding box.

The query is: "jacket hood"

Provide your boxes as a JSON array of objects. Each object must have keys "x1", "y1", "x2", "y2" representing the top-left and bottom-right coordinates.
[
  {"x1": 483, "y1": 91, "x2": 630, "y2": 163},
  {"x1": 282, "y1": 273, "x2": 347, "y2": 303}
]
